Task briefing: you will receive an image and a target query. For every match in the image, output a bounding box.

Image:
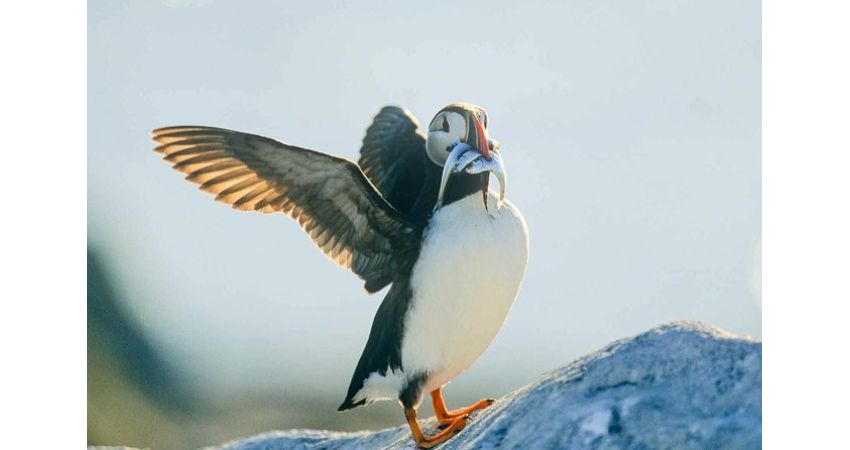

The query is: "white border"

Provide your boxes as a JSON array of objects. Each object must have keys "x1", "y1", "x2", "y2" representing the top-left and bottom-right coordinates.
[
  {"x1": 764, "y1": 0, "x2": 850, "y2": 447},
  {"x1": 0, "y1": 1, "x2": 86, "y2": 447},
  {"x1": 3, "y1": 0, "x2": 850, "y2": 447}
]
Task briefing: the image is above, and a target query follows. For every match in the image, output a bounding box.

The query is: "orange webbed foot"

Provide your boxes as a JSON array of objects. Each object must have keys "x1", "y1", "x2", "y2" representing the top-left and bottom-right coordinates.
[
  {"x1": 431, "y1": 388, "x2": 496, "y2": 426},
  {"x1": 406, "y1": 407, "x2": 469, "y2": 449}
]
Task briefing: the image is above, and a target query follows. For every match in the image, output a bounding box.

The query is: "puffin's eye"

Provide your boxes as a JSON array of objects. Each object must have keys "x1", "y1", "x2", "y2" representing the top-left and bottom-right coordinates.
[{"x1": 441, "y1": 116, "x2": 450, "y2": 132}]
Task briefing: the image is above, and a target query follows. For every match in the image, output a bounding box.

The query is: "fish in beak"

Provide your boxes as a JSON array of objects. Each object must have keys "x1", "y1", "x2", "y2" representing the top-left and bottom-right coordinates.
[{"x1": 435, "y1": 112, "x2": 506, "y2": 210}]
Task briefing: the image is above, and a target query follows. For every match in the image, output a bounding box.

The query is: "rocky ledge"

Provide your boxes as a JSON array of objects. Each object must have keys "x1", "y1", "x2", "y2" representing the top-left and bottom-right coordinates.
[{"x1": 210, "y1": 321, "x2": 762, "y2": 450}]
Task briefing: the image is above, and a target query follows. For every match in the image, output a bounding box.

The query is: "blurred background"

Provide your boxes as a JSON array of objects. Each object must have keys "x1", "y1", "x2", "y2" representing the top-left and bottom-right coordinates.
[{"x1": 88, "y1": 0, "x2": 760, "y2": 448}]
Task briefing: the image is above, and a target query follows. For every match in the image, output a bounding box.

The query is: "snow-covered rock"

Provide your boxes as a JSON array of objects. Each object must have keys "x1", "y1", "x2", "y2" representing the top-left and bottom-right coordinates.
[{"x1": 211, "y1": 321, "x2": 761, "y2": 450}]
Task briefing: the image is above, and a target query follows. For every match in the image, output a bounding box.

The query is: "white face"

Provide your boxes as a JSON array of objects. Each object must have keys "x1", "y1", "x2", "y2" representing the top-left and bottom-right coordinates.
[{"x1": 426, "y1": 111, "x2": 470, "y2": 166}]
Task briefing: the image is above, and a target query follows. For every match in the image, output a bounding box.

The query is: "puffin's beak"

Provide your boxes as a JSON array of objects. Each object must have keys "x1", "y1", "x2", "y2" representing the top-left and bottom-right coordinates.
[
  {"x1": 435, "y1": 142, "x2": 507, "y2": 210},
  {"x1": 465, "y1": 114, "x2": 491, "y2": 160}
]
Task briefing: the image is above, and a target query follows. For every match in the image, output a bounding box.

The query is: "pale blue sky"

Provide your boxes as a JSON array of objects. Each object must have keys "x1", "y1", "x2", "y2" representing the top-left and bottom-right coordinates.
[{"x1": 89, "y1": 0, "x2": 760, "y2": 407}]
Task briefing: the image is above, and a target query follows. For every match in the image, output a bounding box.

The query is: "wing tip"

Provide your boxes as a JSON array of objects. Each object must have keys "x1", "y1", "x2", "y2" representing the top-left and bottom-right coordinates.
[
  {"x1": 151, "y1": 126, "x2": 227, "y2": 145},
  {"x1": 152, "y1": 125, "x2": 209, "y2": 134},
  {"x1": 364, "y1": 277, "x2": 390, "y2": 293}
]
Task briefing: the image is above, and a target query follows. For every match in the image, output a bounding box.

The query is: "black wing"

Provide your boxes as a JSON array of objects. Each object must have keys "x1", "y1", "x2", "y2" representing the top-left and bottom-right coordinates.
[
  {"x1": 152, "y1": 126, "x2": 416, "y2": 293},
  {"x1": 357, "y1": 106, "x2": 427, "y2": 215}
]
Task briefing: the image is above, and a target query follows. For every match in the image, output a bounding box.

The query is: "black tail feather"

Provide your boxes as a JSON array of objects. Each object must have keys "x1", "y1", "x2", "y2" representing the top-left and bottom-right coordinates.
[{"x1": 338, "y1": 397, "x2": 367, "y2": 412}]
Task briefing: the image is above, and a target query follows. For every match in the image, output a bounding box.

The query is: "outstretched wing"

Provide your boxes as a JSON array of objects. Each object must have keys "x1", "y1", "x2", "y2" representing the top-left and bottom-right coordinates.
[
  {"x1": 357, "y1": 106, "x2": 427, "y2": 215},
  {"x1": 152, "y1": 126, "x2": 416, "y2": 293}
]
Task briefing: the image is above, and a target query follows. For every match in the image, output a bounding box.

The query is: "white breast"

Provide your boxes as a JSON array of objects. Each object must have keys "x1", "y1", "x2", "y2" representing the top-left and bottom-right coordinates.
[{"x1": 402, "y1": 193, "x2": 529, "y2": 393}]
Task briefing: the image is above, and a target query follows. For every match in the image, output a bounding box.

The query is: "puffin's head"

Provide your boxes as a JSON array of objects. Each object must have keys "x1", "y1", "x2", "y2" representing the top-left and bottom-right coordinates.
[{"x1": 426, "y1": 103, "x2": 506, "y2": 209}]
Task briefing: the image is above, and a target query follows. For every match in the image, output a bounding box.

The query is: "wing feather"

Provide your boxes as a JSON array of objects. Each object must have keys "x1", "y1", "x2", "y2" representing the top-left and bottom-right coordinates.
[
  {"x1": 357, "y1": 106, "x2": 427, "y2": 215},
  {"x1": 152, "y1": 126, "x2": 415, "y2": 292}
]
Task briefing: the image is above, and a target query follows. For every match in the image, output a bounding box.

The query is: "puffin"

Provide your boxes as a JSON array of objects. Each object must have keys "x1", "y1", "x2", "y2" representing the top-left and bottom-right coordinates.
[{"x1": 151, "y1": 103, "x2": 529, "y2": 448}]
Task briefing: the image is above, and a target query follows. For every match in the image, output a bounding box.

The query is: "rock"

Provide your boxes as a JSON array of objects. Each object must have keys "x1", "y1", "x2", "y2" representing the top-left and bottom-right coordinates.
[{"x1": 209, "y1": 321, "x2": 762, "y2": 450}]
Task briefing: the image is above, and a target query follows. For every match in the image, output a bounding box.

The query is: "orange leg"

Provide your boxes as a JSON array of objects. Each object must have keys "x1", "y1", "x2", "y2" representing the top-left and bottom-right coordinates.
[
  {"x1": 405, "y1": 407, "x2": 469, "y2": 449},
  {"x1": 430, "y1": 388, "x2": 495, "y2": 426}
]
